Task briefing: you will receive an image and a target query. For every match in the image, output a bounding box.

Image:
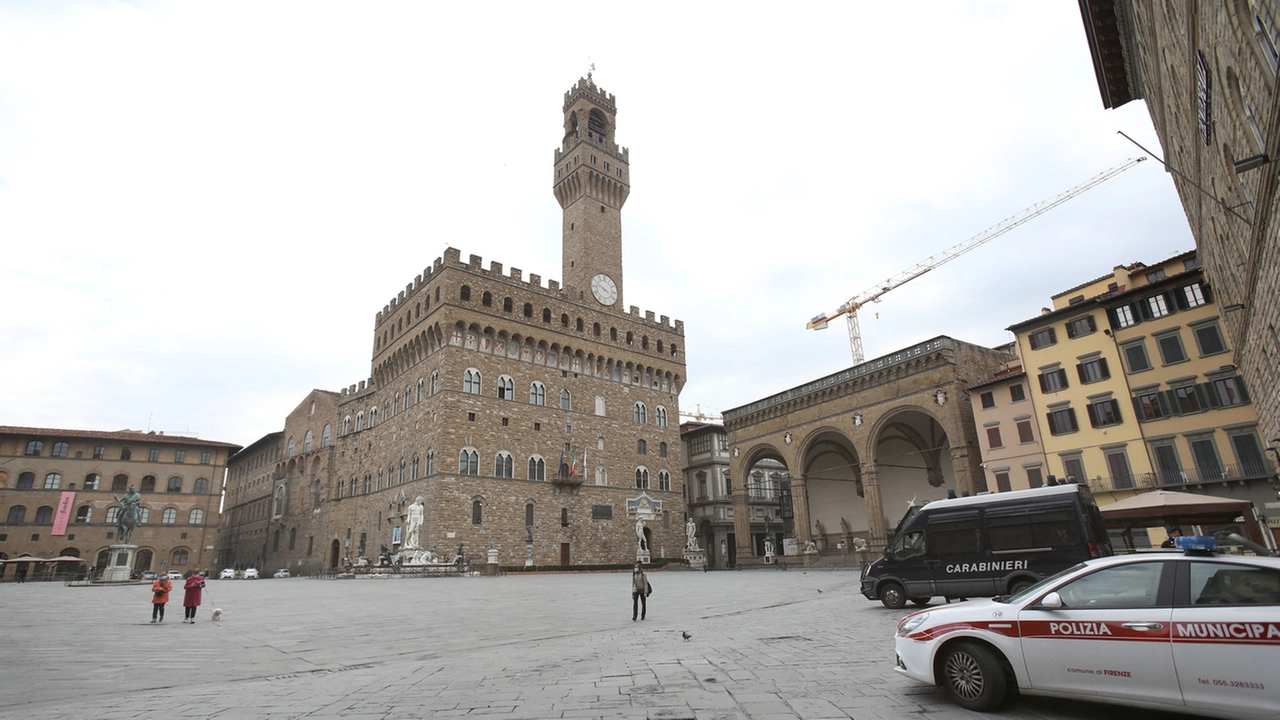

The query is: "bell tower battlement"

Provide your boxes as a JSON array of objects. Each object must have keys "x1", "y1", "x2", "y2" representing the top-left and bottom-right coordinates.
[{"x1": 554, "y1": 75, "x2": 628, "y2": 310}]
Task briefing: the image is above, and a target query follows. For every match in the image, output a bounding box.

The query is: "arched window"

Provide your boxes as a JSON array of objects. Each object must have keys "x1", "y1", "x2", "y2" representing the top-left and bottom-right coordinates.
[
  {"x1": 364, "y1": 475, "x2": 372, "y2": 494},
  {"x1": 356, "y1": 411, "x2": 365, "y2": 431},
  {"x1": 464, "y1": 369, "x2": 482, "y2": 395},
  {"x1": 303, "y1": 430, "x2": 314, "y2": 453},
  {"x1": 503, "y1": 297, "x2": 513, "y2": 313},
  {"x1": 370, "y1": 407, "x2": 379, "y2": 426},
  {"x1": 482, "y1": 291, "x2": 492, "y2": 307},
  {"x1": 576, "y1": 318, "x2": 584, "y2": 332},
  {"x1": 141, "y1": 476, "x2": 156, "y2": 492},
  {"x1": 472, "y1": 499, "x2": 483, "y2": 524},
  {"x1": 459, "y1": 448, "x2": 479, "y2": 475},
  {"x1": 138, "y1": 507, "x2": 150, "y2": 524},
  {"x1": 529, "y1": 381, "x2": 546, "y2": 406},
  {"x1": 321, "y1": 424, "x2": 332, "y2": 448},
  {"x1": 656, "y1": 407, "x2": 668, "y2": 427},
  {"x1": 112, "y1": 474, "x2": 128, "y2": 492},
  {"x1": 659, "y1": 442, "x2": 668, "y2": 458},
  {"x1": 189, "y1": 508, "x2": 204, "y2": 525},
  {"x1": 273, "y1": 485, "x2": 286, "y2": 516},
  {"x1": 460, "y1": 285, "x2": 471, "y2": 301},
  {"x1": 349, "y1": 478, "x2": 357, "y2": 497},
  {"x1": 596, "y1": 467, "x2": 607, "y2": 486},
  {"x1": 167, "y1": 477, "x2": 182, "y2": 493},
  {"x1": 560, "y1": 313, "x2": 569, "y2": 327},
  {"x1": 17, "y1": 472, "x2": 34, "y2": 489},
  {"x1": 193, "y1": 477, "x2": 209, "y2": 495},
  {"x1": 528, "y1": 456, "x2": 546, "y2": 481},
  {"x1": 25, "y1": 440, "x2": 44, "y2": 456},
  {"x1": 161, "y1": 508, "x2": 177, "y2": 524},
  {"x1": 610, "y1": 327, "x2": 618, "y2": 341},
  {"x1": 84, "y1": 473, "x2": 100, "y2": 490},
  {"x1": 595, "y1": 396, "x2": 606, "y2": 416},
  {"x1": 542, "y1": 308, "x2": 551, "y2": 323},
  {"x1": 6, "y1": 506, "x2": 25, "y2": 523},
  {"x1": 403, "y1": 387, "x2": 410, "y2": 409},
  {"x1": 523, "y1": 303, "x2": 533, "y2": 318},
  {"x1": 430, "y1": 370, "x2": 440, "y2": 395},
  {"x1": 52, "y1": 442, "x2": 69, "y2": 457},
  {"x1": 497, "y1": 375, "x2": 514, "y2": 400},
  {"x1": 560, "y1": 389, "x2": 571, "y2": 411},
  {"x1": 495, "y1": 452, "x2": 514, "y2": 478},
  {"x1": 171, "y1": 548, "x2": 189, "y2": 567},
  {"x1": 417, "y1": 378, "x2": 425, "y2": 402},
  {"x1": 43, "y1": 473, "x2": 62, "y2": 489},
  {"x1": 34, "y1": 506, "x2": 54, "y2": 524},
  {"x1": 658, "y1": 470, "x2": 671, "y2": 491},
  {"x1": 342, "y1": 416, "x2": 352, "y2": 434},
  {"x1": 75, "y1": 506, "x2": 92, "y2": 523},
  {"x1": 637, "y1": 440, "x2": 647, "y2": 455},
  {"x1": 425, "y1": 449, "x2": 434, "y2": 476},
  {"x1": 287, "y1": 436, "x2": 296, "y2": 457},
  {"x1": 633, "y1": 402, "x2": 647, "y2": 424},
  {"x1": 635, "y1": 467, "x2": 650, "y2": 489},
  {"x1": 412, "y1": 455, "x2": 420, "y2": 480},
  {"x1": 289, "y1": 526, "x2": 297, "y2": 550},
  {"x1": 593, "y1": 322, "x2": 601, "y2": 337},
  {"x1": 104, "y1": 506, "x2": 118, "y2": 524}
]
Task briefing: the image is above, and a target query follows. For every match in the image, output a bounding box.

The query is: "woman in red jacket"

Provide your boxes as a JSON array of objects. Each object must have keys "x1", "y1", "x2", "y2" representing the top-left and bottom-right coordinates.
[
  {"x1": 182, "y1": 570, "x2": 205, "y2": 623},
  {"x1": 151, "y1": 575, "x2": 173, "y2": 623}
]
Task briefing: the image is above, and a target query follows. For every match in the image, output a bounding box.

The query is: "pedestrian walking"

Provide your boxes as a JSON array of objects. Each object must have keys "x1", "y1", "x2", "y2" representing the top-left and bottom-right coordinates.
[
  {"x1": 631, "y1": 561, "x2": 652, "y2": 621},
  {"x1": 182, "y1": 570, "x2": 205, "y2": 623},
  {"x1": 151, "y1": 574, "x2": 173, "y2": 623}
]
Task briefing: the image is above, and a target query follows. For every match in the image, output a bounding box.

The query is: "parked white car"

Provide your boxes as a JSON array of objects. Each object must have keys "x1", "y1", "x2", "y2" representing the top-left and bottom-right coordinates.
[
  {"x1": 242, "y1": 568, "x2": 259, "y2": 579},
  {"x1": 218, "y1": 568, "x2": 236, "y2": 580},
  {"x1": 894, "y1": 537, "x2": 1280, "y2": 718},
  {"x1": 272, "y1": 569, "x2": 290, "y2": 578}
]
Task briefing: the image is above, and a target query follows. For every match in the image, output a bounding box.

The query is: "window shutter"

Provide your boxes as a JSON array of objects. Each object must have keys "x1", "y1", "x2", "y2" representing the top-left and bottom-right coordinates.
[
  {"x1": 1137, "y1": 299, "x2": 1153, "y2": 321},
  {"x1": 1029, "y1": 333, "x2": 1040, "y2": 350},
  {"x1": 1076, "y1": 363, "x2": 1087, "y2": 383},
  {"x1": 1066, "y1": 321, "x2": 1077, "y2": 339},
  {"x1": 1173, "y1": 287, "x2": 1189, "y2": 310},
  {"x1": 1045, "y1": 412, "x2": 1055, "y2": 433},
  {"x1": 1048, "y1": 327, "x2": 1057, "y2": 344},
  {"x1": 1106, "y1": 308, "x2": 1120, "y2": 329},
  {"x1": 1131, "y1": 396, "x2": 1144, "y2": 418},
  {"x1": 1067, "y1": 408, "x2": 1078, "y2": 432},
  {"x1": 1164, "y1": 389, "x2": 1181, "y2": 415},
  {"x1": 1237, "y1": 375, "x2": 1252, "y2": 404},
  {"x1": 1098, "y1": 357, "x2": 1110, "y2": 379},
  {"x1": 1039, "y1": 374, "x2": 1049, "y2": 393},
  {"x1": 1193, "y1": 384, "x2": 1210, "y2": 410},
  {"x1": 1086, "y1": 315, "x2": 1097, "y2": 333},
  {"x1": 1201, "y1": 283, "x2": 1213, "y2": 303},
  {"x1": 1086, "y1": 404, "x2": 1100, "y2": 428},
  {"x1": 1109, "y1": 399, "x2": 1122, "y2": 423},
  {"x1": 1163, "y1": 291, "x2": 1178, "y2": 315},
  {"x1": 1057, "y1": 369, "x2": 1069, "y2": 389},
  {"x1": 1157, "y1": 392, "x2": 1171, "y2": 417},
  {"x1": 1205, "y1": 381, "x2": 1223, "y2": 409}
]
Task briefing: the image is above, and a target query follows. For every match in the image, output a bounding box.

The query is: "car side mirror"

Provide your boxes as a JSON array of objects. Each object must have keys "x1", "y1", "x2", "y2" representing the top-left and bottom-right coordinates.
[{"x1": 1038, "y1": 592, "x2": 1063, "y2": 609}]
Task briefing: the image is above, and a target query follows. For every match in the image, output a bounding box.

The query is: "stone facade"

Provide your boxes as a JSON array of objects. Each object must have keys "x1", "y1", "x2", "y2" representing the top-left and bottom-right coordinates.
[
  {"x1": 1081, "y1": 1, "x2": 1280, "y2": 474},
  {"x1": 723, "y1": 337, "x2": 1014, "y2": 559},
  {"x1": 310, "y1": 77, "x2": 686, "y2": 569},
  {"x1": 0, "y1": 426, "x2": 238, "y2": 578}
]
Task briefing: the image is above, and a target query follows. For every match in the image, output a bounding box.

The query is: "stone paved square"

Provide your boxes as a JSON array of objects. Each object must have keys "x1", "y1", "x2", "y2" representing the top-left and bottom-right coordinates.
[{"x1": 0, "y1": 570, "x2": 1202, "y2": 719}]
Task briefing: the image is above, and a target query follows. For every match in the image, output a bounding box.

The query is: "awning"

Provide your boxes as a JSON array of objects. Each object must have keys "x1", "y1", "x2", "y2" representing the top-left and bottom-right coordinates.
[{"x1": 1099, "y1": 490, "x2": 1268, "y2": 546}]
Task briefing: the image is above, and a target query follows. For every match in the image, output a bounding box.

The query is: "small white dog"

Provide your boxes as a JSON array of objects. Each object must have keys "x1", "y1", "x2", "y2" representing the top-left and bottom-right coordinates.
[{"x1": 211, "y1": 608, "x2": 223, "y2": 622}]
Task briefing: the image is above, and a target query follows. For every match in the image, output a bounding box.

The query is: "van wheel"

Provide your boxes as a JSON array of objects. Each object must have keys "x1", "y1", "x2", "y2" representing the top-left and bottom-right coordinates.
[
  {"x1": 879, "y1": 582, "x2": 906, "y2": 609},
  {"x1": 939, "y1": 641, "x2": 1009, "y2": 711},
  {"x1": 1009, "y1": 580, "x2": 1033, "y2": 595},
  {"x1": 910, "y1": 597, "x2": 931, "y2": 607}
]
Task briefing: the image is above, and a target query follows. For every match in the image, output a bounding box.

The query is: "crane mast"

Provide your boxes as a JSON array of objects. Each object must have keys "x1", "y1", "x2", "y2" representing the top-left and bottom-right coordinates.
[{"x1": 807, "y1": 157, "x2": 1147, "y2": 364}]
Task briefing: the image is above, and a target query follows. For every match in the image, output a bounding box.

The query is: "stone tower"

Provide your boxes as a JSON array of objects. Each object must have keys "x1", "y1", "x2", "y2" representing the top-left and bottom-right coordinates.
[{"x1": 554, "y1": 75, "x2": 629, "y2": 309}]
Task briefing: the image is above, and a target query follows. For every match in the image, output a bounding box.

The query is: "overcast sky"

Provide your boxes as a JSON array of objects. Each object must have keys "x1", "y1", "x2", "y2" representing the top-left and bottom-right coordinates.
[{"x1": 0, "y1": 1, "x2": 1194, "y2": 447}]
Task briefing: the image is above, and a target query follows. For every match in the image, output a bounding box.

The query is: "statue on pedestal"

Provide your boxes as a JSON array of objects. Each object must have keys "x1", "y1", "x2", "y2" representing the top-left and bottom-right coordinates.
[
  {"x1": 404, "y1": 496, "x2": 424, "y2": 549},
  {"x1": 685, "y1": 517, "x2": 699, "y2": 551},
  {"x1": 112, "y1": 486, "x2": 142, "y2": 545},
  {"x1": 635, "y1": 517, "x2": 647, "y2": 553}
]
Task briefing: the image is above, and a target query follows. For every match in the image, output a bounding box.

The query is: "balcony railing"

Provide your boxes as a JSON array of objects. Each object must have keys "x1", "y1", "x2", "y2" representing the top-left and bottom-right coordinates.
[
  {"x1": 1087, "y1": 462, "x2": 1273, "y2": 493},
  {"x1": 549, "y1": 472, "x2": 583, "y2": 487}
]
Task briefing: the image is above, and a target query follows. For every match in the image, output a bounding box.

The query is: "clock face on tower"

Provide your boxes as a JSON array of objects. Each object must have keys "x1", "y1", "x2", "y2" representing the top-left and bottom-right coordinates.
[{"x1": 590, "y1": 273, "x2": 618, "y2": 306}]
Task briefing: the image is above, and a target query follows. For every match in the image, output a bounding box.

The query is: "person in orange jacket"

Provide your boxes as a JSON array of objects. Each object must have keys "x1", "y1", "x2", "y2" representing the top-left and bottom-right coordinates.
[{"x1": 151, "y1": 574, "x2": 173, "y2": 623}]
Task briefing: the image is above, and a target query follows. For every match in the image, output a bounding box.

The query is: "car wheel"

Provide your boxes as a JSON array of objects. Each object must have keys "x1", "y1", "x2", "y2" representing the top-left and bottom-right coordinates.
[
  {"x1": 1009, "y1": 579, "x2": 1034, "y2": 594},
  {"x1": 879, "y1": 582, "x2": 906, "y2": 609},
  {"x1": 910, "y1": 597, "x2": 931, "y2": 607},
  {"x1": 939, "y1": 641, "x2": 1009, "y2": 711}
]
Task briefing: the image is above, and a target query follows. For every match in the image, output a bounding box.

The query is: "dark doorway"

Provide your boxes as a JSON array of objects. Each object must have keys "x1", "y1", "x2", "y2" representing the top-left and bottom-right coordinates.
[{"x1": 560, "y1": 543, "x2": 570, "y2": 565}]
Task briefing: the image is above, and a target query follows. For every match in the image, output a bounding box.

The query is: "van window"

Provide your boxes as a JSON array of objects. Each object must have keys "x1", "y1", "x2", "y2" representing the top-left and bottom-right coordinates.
[
  {"x1": 892, "y1": 530, "x2": 926, "y2": 558},
  {"x1": 927, "y1": 515, "x2": 982, "y2": 554},
  {"x1": 986, "y1": 506, "x2": 1081, "y2": 550}
]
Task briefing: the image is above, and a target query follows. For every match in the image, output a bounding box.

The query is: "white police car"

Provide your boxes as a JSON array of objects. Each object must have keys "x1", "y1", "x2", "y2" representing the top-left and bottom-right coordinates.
[{"x1": 894, "y1": 537, "x2": 1280, "y2": 718}]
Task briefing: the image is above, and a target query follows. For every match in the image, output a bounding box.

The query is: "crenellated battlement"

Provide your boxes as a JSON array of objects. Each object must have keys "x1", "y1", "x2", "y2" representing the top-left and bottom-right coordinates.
[
  {"x1": 374, "y1": 247, "x2": 682, "y2": 334},
  {"x1": 563, "y1": 76, "x2": 615, "y2": 113}
]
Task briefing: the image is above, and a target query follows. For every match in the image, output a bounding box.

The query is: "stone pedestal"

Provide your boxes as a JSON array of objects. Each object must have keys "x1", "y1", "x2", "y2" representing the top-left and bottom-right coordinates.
[
  {"x1": 636, "y1": 552, "x2": 651, "y2": 565},
  {"x1": 481, "y1": 547, "x2": 500, "y2": 576},
  {"x1": 103, "y1": 544, "x2": 137, "y2": 583},
  {"x1": 683, "y1": 549, "x2": 705, "y2": 570}
]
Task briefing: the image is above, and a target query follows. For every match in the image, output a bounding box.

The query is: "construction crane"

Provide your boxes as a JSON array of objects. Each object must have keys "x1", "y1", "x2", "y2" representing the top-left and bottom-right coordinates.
[{"x1": 807, "y1": 157, "x2": 1147, "y2": 364}]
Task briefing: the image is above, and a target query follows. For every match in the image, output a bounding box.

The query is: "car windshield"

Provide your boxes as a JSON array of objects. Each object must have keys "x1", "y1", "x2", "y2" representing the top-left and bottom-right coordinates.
[{"x1": 998, "y1": 563, "x2": 1087, "y2": 604}]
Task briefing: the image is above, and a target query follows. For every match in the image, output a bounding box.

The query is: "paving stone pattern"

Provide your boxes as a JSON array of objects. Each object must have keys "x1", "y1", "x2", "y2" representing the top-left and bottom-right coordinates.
[{"x1": 0, "y1": 571, "x2": 1202, "y2": 719}]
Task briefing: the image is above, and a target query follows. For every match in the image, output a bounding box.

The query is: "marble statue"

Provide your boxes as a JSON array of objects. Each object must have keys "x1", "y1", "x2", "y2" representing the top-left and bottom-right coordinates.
[
  {"x1": 635, "y1": 517, "x2": 647, "y2": 552},
  {"x1": 764, "y1": 537, "x2": 774, "y2": 556},
  {"x1": 685, "y1": 517, "x2": 699, "y2": 551},
  {"x1": 405, "y1": 496, "x2": 424, "y2": 549}
]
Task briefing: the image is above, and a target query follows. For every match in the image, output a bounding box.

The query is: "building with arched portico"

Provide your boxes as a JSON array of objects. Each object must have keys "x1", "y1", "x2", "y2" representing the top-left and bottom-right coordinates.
[{"x1": 722, "y1": 337, "x2": 1013, "y2": 565}]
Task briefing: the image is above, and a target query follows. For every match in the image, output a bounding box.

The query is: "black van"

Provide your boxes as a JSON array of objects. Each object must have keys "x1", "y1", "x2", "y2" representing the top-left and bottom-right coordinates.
[{"x1": 860, "y1": 483, "x2": 1112, "y2": 608}]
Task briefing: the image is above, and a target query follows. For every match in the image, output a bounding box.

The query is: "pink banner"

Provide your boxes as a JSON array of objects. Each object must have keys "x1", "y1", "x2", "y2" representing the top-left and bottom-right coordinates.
[{"x1": 51, "y1": 491, "x2": 75, "y2": 536}]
